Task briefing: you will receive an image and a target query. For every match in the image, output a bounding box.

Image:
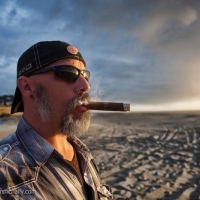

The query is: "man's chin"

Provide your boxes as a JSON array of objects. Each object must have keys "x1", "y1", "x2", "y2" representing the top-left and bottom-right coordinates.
[{"x1": 59, "y1": 111, "x2": 91, "y2": 137}]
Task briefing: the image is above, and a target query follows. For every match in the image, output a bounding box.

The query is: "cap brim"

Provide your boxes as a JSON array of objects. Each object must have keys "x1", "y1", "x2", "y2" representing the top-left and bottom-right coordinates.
[{"x1": 11, "y1": 86, "x2": 24, "y2": 114}]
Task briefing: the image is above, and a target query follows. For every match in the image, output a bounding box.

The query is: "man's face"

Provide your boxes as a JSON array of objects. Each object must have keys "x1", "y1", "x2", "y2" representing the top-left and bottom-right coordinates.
[{"x1": 32, "y1": 58, "x2": 91, "y2": 136}]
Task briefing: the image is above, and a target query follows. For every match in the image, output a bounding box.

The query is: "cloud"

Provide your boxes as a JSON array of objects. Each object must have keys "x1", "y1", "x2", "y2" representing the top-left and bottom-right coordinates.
[
  {"x1": 1, "y1": 0, "x2": 200, "y2": 111},
  {"x1": 126, "y1": 1, "x2": 200, "y2": 107},
  {"x1": 0, "y1": 0, "x2": 30, "y2": 27},
  {"x1": 137, "y1": 2, "x2": 198, "y2": 46},
  {"x1": 0, "y1": 55, "x2": 17, "y2": 94}
]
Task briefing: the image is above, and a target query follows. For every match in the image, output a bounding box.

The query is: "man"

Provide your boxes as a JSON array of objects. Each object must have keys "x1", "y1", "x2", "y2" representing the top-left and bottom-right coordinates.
[{"x1": 0, "y1": 41, "x2": 113, "y2": 199}]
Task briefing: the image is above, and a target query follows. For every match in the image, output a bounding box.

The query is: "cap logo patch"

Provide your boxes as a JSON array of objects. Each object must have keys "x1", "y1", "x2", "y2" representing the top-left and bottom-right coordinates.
[{"x1": 67, "y1": 45, "x2": 78, "y2": 54}]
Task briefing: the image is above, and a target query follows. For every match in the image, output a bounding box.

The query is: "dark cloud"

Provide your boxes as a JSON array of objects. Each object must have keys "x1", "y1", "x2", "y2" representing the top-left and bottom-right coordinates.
[{"x1": 1, "y1": 0, "x2": 200, "y2": 111}]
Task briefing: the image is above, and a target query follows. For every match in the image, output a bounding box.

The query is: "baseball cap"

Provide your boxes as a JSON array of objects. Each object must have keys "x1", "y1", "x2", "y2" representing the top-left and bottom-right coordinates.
[{"x1": 11, "y1": 40, "x2": 86, "y2": 114}]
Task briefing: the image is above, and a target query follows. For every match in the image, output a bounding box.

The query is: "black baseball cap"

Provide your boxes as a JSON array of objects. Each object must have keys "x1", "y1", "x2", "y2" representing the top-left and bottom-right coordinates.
[{"x1": 11, "y1": 40, "x2": 86, "y2": 114}]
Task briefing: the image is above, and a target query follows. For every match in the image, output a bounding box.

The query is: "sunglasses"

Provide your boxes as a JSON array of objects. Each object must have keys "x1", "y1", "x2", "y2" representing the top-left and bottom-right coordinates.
[{"x1": 27, "y1": 65, "x2": 90, "y2": 82}]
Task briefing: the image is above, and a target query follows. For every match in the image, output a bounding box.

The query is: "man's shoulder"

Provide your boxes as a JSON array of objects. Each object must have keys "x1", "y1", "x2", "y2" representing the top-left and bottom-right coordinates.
[
  {"x1": 0, "y1": 131, "x2": 18, "y2": 146},
  {"x1": 0, "y1": 132, "x2": 38, "y2": 189},
  {"x1": 0, "y1": 132, "x2": 21, "y2": 164},
  {"x1": 0, "y1": 131, "x2": 36, "y2": 167}
]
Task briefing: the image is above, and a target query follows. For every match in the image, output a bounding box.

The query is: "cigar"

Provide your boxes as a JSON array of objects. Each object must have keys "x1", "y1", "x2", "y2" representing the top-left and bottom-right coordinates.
[{"x1": 80, "y1": 101, "x2": 130, "y2": 111}]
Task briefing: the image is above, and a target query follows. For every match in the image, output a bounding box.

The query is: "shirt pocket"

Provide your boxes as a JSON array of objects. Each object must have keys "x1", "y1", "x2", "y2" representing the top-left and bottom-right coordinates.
[{"x1": 0, "y1": 162, "x2": 38, "y2": 190}]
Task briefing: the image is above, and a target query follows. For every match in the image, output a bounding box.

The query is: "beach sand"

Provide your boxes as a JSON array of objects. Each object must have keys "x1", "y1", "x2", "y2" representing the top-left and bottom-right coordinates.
[{"x1": 0, "y1": 109, "x2": 200, "y2": 200}]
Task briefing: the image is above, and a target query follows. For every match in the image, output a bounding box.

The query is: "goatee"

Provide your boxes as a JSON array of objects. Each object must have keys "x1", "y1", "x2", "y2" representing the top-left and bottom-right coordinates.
[
  {"x1": 59, "y1": 93, "x2": 91, "y2": 136},
  {"x1": 34, "y1": 85, "x2": 91, "y2": 136}
]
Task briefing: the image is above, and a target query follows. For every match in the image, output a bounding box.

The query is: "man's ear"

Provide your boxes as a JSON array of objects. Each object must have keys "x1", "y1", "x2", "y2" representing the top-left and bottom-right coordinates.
[{"x1": 17, "y1": 76, "x2": 34, "y2": 98}]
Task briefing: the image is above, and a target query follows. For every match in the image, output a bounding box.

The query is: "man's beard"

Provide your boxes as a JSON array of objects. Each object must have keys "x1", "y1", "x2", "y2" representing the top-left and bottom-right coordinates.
[
  {"x1": 34, "y1": 85, "x2": 91, "y2": 137},
  {"x1": 34, "y1": 85, "x2": 51, "y2": 122},
  {"x1": 58, "y1": 94, "x2": 91, "y2": 137}
]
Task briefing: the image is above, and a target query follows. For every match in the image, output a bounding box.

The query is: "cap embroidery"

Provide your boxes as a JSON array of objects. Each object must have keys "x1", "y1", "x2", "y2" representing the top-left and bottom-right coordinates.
[
  {"x1": 19, "y1": 63, "x2": 32, "y2": 76},
  {"x1": 67, "y1": 45, "x2": 78, "y2": 55}
]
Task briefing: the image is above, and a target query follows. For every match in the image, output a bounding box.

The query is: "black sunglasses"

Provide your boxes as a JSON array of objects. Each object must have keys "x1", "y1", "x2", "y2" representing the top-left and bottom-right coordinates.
[{"x1": 27, "y1": 65, "x2": 90, "y2": 82}]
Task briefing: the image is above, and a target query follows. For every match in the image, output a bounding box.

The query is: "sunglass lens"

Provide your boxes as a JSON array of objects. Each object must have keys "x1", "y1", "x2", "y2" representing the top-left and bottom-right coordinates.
[
  {"x1": 83, "y1": 71, "x2": 90, "y2": 81},
  {"x1": 54, "y1": 66, "x2": 90, "y2": 82},
  {"x1": 55, "y1": 68, "x2": 79, "y2": 82}
]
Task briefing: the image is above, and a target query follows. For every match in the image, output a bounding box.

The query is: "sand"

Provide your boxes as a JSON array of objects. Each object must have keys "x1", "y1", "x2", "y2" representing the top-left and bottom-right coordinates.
[{"x1": 0, "y1": 110, "x2": 200, "y2": 200}]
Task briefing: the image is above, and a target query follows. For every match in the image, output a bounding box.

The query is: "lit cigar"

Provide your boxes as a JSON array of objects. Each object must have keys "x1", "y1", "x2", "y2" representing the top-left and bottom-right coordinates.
[{"x1": 80, "y1": 101, "x2": 130, "y2": 111}]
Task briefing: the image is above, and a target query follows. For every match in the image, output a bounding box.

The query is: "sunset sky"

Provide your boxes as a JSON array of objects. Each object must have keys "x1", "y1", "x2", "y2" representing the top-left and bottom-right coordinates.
[{"x1": 1, "y1": 0, "x2": 200, "y2": 112}]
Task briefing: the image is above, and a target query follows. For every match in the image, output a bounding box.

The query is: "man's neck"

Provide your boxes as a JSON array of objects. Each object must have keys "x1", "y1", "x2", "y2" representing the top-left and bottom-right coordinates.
[
  {"x1": 45, "y1": 133, "x2": 74, "y2": 161},
  {"x1": 23, "y1": 113, "x2": 74, "y2": 161}
]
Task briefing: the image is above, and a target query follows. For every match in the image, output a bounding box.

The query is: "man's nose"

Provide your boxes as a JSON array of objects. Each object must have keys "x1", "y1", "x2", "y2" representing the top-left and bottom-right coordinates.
[{"x1": 74, "y1": 75, "x2": 90, "y2": 94}]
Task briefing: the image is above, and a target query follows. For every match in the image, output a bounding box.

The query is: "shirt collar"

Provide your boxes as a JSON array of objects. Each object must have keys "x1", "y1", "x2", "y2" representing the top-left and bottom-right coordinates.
[
  {"x1": 16, "y1": 116, "x2": 93, "y2": 165},
  {"x1": 16, "y1": 116, "x2": 54, "y2": 165}
]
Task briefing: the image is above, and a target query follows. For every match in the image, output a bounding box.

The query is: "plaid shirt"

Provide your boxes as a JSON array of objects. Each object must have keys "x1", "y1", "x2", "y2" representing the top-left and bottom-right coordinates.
[{"x1": 0, "y1": 117, "x2": 113, "y2": 200}]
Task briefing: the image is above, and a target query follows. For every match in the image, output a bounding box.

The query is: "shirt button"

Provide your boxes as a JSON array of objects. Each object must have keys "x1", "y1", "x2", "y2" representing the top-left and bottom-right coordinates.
[{"x1": 3, "y1": 147, "x2": 8, "y2": 151}]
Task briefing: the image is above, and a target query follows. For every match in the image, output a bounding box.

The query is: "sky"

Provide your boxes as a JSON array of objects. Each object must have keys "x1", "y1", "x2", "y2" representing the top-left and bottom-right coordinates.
[{"x1": 1, "y1": 0, "x2": 200, "y2": 112}]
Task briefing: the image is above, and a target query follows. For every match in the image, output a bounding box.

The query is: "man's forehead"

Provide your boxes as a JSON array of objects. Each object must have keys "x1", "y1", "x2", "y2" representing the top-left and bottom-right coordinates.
[{"x1": 46, "y1": 58, "x2": 85, "y2": 70}]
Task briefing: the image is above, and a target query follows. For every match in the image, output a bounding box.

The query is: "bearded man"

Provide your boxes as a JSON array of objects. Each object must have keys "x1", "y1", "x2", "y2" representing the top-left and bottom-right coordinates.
[{"x1": 0, "y1": 41, "x2": 113, "y2": 200}]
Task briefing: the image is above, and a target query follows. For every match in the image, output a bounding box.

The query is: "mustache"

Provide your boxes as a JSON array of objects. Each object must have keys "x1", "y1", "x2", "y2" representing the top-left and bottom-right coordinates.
[
  {"x1": 68, "y1": 93, "x2": 90, "y2": 109},
  {"x1": 77, "y1": 93, "x2": 90, "y2": 102}
]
